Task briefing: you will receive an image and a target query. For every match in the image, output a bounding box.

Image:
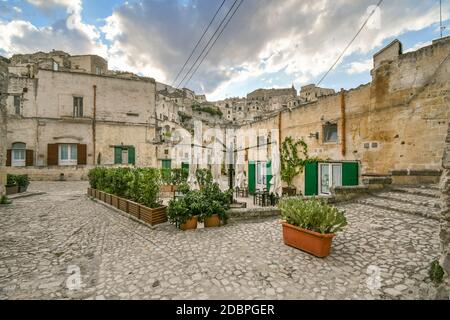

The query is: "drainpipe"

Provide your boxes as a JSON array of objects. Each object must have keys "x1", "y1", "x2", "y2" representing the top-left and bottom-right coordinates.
[
  {"x1": 93, "y1": 85, "x2": 97, "y2": 165},
  {"x1": 340, "y1": 89, "x2": 346, "y2": 157},
  {"x1": 278, "y1": 111, "x2": 282, "y2": 149}
]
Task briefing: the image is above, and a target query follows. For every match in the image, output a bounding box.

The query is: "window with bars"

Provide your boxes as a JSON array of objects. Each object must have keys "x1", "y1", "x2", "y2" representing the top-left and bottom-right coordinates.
[{"x1": 14, "y1": 96, "x2": 21, "y2": 115}]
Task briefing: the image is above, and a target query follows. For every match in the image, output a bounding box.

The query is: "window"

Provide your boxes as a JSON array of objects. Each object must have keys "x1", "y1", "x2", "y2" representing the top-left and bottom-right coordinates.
[
  {"x1": 114, "y1": 146, "x2": 135, "y2": 165},
  {"x1": 14, "y1": 96, "x2": 21, "y2": 115},
  {"x1": 121, "y1": 149, "x2": 128, "y2": 164},
  {"x1": 53, "y1": 61, "x2": 59, "y2": 71},
  {"x1": 12, "y1": 142, "x2": 26, "y2": 167},
  {"x1": 319, "y1": 163, "x2": 342, "y2": 195},
  {"x1": 73, "y1": 97, "x2": 83, "y2": 117},
  {"x1": 95, "y1": 66, "x2": 102, "y2": 75},
  {"x1": 59, "y1": 144, "x2": 77, "y2": 166},
  {"x1": 323, "y1": 123, "x2": 338, "y2": 143}
]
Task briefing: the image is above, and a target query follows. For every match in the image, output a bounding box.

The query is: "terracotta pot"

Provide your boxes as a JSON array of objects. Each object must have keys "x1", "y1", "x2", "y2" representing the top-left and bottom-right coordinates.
[
  {"x1": 204, "y1": 214, "x2": 220, "y2": 228},
  {"x1": 282, "y1": 222, "x2": 335, "y2": 258},
  {"x1": 180, "y1": 216, "x2": 198, "y2": 231}
]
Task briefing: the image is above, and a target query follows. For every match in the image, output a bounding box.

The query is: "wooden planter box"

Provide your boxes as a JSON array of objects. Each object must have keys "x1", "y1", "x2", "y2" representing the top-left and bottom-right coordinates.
[
  {"x1": 160, "y1": 185, "x2": 174, "y2": 193},
  {"x1": 104, "y1": 193, "x2": 112, "y2": 205},
  {"x1": 6, "y1": 185, "x2": 19, "y2": 195},
  {"x1": 87, "y1": 188, "x2": 93, "y2": 197},
  {"x1": 282, "y1": 222, "x2": 335, "y2": 258},
  {"x1": 128, "y1": 201, "x2": 140, "y2": 218},
  {"x1": 110, "y1": 195, "x2": 119, "y2": 208},
  {"x1": 118, "y1": 197, "x2": 129, "y2": 213},
  {"x1": 94, "y1": 189, "x2": 100, "y2": 199},
  {"x1": 140, "y1": 205, "x2": 167, "y2": 226}
]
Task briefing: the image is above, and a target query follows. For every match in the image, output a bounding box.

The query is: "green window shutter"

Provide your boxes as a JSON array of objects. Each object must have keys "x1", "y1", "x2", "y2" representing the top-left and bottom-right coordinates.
[
  {"x1": 128, "y1": 146, "x2": 136, "y2": 165},
  {"x1": 182, "y1": 162, "x2": 189, "y2": 172},
  {"x1": 342, "y1": 162, "x2": 359, "y2": 186},
  {"x1": 114, "y1": 147, "x2": 122, "y2": 164},
  {"x1": 304, "y1": 162, "x2": 318, "y2": 196},
  {"x1": 248, "y1": 161, "x2": 256, "y2": 194},
  {"x1": 162, "y1": 159, "x2": 172, "y2": 169},
  {"x1": 266, "y1": 161, "x2": 272, "y2": 191}
]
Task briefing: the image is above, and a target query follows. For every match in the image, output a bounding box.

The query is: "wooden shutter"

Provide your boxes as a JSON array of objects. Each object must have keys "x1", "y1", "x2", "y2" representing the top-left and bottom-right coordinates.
[
  {"x1": 47, "y1": 144, "x2": 59, "y2": 166},
  {"x1": 77, "y1": 144, "x2": 87, "y2": 165},
  {"x1": 304, "y1": 162, "x2": 318, "y2": 196},
  {"x1": 248, "y1": 161, "x2": 256, "y2": 194},
  {"x1": 266, "y1": 161, "x2": 272, "y2": 191},
  {"x1": 6, "y1": 149, "x2": 11, "y2": 166},
  {"x1": 342, "y1": 162, "x2": 359, "y2": 186},
  {"x1": 25, "y1": 150, "x2": 34, "y2": 166},
  {"x1": 128, "y1": 146, "x2": 135, "y2": 165},
  {"x1": 114, "y1": 147, "x2": 122, "y2": 164}
]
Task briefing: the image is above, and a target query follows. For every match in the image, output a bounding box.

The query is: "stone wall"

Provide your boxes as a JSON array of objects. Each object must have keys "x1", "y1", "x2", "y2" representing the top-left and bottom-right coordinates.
[
  {"x1": 0, "y1": 57, "x2": 8, "y2": 195},
  {"x1": 438, "y1": 123, "x2": 450, "y2": 299},
  {"x1": 237, "y1": 37, "x2": 450, "y2": 194}
]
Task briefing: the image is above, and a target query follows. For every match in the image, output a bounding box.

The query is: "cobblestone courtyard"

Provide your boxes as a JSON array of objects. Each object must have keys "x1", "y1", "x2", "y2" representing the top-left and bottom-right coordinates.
[{"x1": 0, "y1": 181, "x2": 441, "y2": 300}]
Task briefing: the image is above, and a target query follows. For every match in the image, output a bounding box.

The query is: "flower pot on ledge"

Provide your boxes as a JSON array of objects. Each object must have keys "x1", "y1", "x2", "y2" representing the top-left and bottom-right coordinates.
[{"x1": 282, "y1": 222, "x2": 335, "y2": 258}]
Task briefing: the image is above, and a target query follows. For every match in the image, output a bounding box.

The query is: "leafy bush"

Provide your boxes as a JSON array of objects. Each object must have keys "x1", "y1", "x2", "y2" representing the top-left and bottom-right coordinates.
[
  {"x1": 88, "y1": 167, "x2": 161, "y2": 208},
  {"x1": 6, "y1": 174, "x2": 17, "y2": 186},
  {"x1": 15, "y1": 175, "x2": 30, "y2": 188},
  {"x1": 278, "y1": 198, "x2": 347, "y2": 234},
  {"x1": 429, "y1": 260, "x2": 444, "y2": 285},
  {"x1": 171, "y1": 168, "x2": 188, "y2": 185},
  {"x1": 196, "y1": 169, "x2": 212, "y2": 186},
  {"x1": 167, "y1": 198, "x2": 191, "y2": 228},
  {"x1": 0, "y1": 195, "x2": 11, "y2": 205}
]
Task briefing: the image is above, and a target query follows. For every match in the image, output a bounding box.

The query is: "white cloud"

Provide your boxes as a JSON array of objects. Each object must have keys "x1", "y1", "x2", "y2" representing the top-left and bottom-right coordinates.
[
  {"x1": 346, "y1": 59, "x2": 373, "y2": 75},
  {"x1": 404, "y1": 41, "x2": 432, "y2": 53}
]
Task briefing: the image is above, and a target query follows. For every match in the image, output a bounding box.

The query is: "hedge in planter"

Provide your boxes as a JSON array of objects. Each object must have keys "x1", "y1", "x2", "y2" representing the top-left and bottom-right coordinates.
[{"x1": 278, "y1": 198, "x2": 347, "y2": 258}]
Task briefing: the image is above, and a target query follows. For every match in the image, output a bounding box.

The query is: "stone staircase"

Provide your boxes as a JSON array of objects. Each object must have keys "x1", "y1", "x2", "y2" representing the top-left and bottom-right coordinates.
[{"x1": 357, "y1": 184, "x2": 441, "y2": 220}]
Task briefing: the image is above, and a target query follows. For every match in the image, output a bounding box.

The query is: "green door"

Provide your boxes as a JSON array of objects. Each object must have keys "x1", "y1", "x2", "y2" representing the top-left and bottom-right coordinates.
[
  {"x1": 342, "y1": 162, "x2": 359, "y2": 186},
  {"x1": 114, "y1": 147, "x2": 122, "y2": 164},
  {"x1": 248, "y1": 161, "x2": 256, "y2": 194},
  {"x1": 304, "y1": 162, "x2": 319, "y2": 196},
  {"x1": 266, "y1": 161, "x2": 272, "y2": 191},
  {"x1": 181, "y1": 162, "x2": 189, "y2": 171},
  {"x1": 162, "y1": 159, "x2": 172, "y2": 169},
  {"x1": 128, "y1": 147, "x2": 136, "y2": 165}
]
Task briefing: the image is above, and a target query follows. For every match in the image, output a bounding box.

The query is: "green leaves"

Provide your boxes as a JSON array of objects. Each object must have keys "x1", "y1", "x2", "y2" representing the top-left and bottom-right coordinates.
[
  {"x1": 280, "y1": 137, "x2": 321, "y2": 188},
  {"x1": 278, "y1": 198, "x2": 347, "y2": 234},
  {"x1": 6, "y1": 174, "x2": 29, "y2": 187}
]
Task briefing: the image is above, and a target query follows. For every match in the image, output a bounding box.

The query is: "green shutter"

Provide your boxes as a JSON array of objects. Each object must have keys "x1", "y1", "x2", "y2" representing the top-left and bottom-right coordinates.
[
  {"x1": 248, "y1": 161, "x2": 256, "y2": 194},
  {"x1": 128, "y1": 147, "x2": 136, "y2": 165},
  {"x1": 114, "y1": 147, "x2": 122, "y2": 164},
  {"x1": 182, "y1": 162, "x2": 189, "y2": 172},
  {"x1": 266, "y1": 161, "x2": 272, "y2": 191},
  {"x1": 304, "y1": 162, "x2": 318, "y2": 196},
  {"x1": 342, "y1": 162, "x2": 359, "y2": 186}
]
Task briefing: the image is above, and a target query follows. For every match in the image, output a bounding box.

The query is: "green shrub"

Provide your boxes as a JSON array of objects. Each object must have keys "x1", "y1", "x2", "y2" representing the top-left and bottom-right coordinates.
[
  {"x1": 196, "y1": 169, "x2": 212, "y2": 186},
  {"x1": 0, "y1": 195, "x2": 11, "y2": 205},
  {"x1": 6, "y1": 174, "x2": 17, "y2": 186},
  {"x1": 88, "y1": 167, "x2": 161, "y2": 208},
  {"x1": 171, "y1": 168, "x2": 188, "y2": 185},
  {"x1": 15, "y1": 175, "x2": 30, "y2": 188},
  {"x1": 278, "y1": 198, "x2": 347, "y2": 234},
  {"x1": 167, "y1": 198, "x2": 191, "y2": 228},
  {"x1": 429, "y1": 260, "x2": 445, "y2": 285}
]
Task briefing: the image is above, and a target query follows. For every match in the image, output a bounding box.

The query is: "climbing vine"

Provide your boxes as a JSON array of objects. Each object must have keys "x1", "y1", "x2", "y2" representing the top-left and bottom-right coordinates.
[{"x1": 280, "y1": 137, "x2": 319, "y2": 187}]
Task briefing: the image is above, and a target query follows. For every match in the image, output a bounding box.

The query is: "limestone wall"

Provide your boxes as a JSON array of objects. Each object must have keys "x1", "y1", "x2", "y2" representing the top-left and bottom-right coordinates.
[
  {"x1": 0, "y1": 58, "x2": 8, "y2": 195},
  {"x1": 237, "y1": 37, "x2": 450, "y2": 193}
]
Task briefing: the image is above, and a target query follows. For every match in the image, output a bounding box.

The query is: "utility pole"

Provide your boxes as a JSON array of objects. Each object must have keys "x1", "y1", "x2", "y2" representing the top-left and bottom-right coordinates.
[{"x1": 441, "y1": 0, "x2": 444, "y2": 38}]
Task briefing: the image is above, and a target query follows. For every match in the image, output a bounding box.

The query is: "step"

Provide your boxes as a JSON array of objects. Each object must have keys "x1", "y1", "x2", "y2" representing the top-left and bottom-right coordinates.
[
  {"x1": 389, "y1": 186, "x2": 441, "y2": 198},
  {"x1": 356, "y1": 197, "x2": 440, "y2": 220},
  {"x1": 371, "y1": 191, "x2": 441, "y2": 209}
]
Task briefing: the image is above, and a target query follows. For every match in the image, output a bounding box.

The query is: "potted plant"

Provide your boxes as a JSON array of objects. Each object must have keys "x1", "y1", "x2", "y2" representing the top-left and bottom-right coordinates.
[
  {"x1": 16, "y1": 175, "x2": 30, "y2": 193},
  {"x1": 167, "y1": 197, "x2": 198, "y2": 231},
  {"x1": 203, "y1": 200, "x2": 226, "y2": 228},
  {"x1": 278, "y1": 198, "x2": 347, "y2": 258},
  {"x1": 5, "y1": 175, "x2": 19, "y2": 195},
  {"x1": 201, "y1": 183, "x2": 231, "y2": 227}
]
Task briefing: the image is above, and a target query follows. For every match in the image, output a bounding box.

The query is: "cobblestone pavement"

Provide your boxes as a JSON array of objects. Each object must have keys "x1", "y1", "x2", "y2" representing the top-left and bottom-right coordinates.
[{"x1": 0, "y1": 182, "x2": 440, "y2": 300}]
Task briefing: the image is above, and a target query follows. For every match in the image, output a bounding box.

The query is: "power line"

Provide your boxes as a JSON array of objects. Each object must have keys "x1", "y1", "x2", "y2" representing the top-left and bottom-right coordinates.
[
  {"x1": 184, "y1": 0, "x2": 244, "y2": 87},
  {"x1": 317, "y1": 0, "x2": 384, "y2": 86},
  {"x1": 171, "y1": 0, "x2": 226, "y2": 87},
  {"x1": 176, "y1": 0, "x2": 240, "y2": 89}
]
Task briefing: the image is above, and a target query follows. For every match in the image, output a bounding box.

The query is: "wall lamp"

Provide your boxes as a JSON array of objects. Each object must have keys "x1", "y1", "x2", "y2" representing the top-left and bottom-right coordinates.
[{"x1": 309, "y1": 132, "x2": 319, "y2": 140}]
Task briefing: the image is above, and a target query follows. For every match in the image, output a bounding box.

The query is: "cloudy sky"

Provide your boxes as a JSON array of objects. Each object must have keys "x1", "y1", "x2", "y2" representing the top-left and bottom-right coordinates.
[{"x1": 0, "y1": 0, "x2": 448, "y2": 100}]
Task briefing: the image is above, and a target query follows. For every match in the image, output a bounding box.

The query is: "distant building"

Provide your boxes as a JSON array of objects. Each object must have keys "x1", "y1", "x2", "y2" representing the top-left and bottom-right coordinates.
[{"x1": 299, "y1": 84, "x2": 335, "y2": 102}]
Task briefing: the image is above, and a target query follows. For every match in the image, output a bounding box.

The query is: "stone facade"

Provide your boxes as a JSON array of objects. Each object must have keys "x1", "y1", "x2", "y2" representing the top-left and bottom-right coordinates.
[
  {"x1": 0, "y1": 57, "x2": 8, "y2": 195},
  {"x1": 299, "y1": 84, "x2": 336, "y2": 103},
  {"x1": 438, "y1": 123, "x2": 450, "y2": 299},
  {"x1": 237, "y1": 37, "x2": 450, "y2": 194},
  {"x1": 4, "y1": 51, "x2": 160, "y2": 179}
]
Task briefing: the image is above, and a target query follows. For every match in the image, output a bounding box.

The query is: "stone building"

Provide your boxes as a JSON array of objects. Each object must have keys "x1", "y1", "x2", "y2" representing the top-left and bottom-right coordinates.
[
  {"x1": 237, "y1": 37, "x2": 450, "y2": 195},
  {"x1": 0, "y1": 57, "x2": 8, "y2": 195},
  {"x1": 3, "y1": 51, "x2": 158, "y2": 180},
  {"x1": 246, "y1": 86, "x2": 297, "y2": 112},
  {"x1": 299, "y1": 84, "x2": 336, "y2": 102}
]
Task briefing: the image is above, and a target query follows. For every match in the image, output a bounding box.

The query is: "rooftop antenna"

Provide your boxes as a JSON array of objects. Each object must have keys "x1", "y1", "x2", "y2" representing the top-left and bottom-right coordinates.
[{"x1": 441, "y1": 0, "x2": 443, "y2": 38}]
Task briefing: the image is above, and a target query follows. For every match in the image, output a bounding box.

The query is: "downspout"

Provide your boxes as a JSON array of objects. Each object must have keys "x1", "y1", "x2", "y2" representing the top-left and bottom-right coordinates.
[
  {"x1": 93, "y1": 85, "x2": 97, "y2": 165},
  {"x1": 340, "y1": 89, "x2": 346, "y2": 157},
  {"x1": 278, "y1": 111, "x2": 282, "y2": 149}
]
